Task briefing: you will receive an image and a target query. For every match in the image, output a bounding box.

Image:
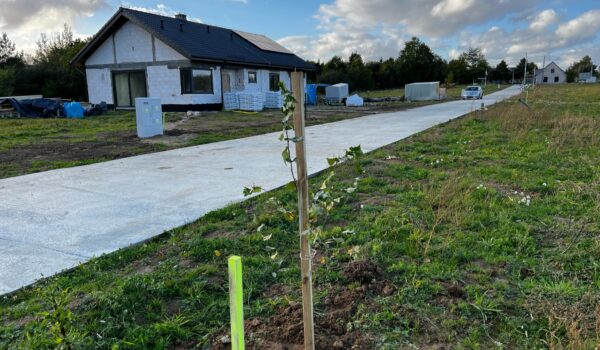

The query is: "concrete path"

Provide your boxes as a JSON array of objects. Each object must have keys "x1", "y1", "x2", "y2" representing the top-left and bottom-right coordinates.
[{"x1": 0, "y1": 86, "x2": 521, "y2": 294}]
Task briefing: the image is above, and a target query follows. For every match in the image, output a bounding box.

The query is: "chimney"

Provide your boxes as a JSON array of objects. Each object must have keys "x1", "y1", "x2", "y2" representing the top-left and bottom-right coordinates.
[
  {"x1": 206, "y1": 25, "x2": 211, "y2": 33},
  {"x1": 175, "y1": 13, "x2": 187, "y2": 21}
]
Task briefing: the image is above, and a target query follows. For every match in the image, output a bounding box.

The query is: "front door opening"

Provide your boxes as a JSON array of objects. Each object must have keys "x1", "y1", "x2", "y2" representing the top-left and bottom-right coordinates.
[{"x1": 113, "y1": 71, "x2": 147, "y2": 108}]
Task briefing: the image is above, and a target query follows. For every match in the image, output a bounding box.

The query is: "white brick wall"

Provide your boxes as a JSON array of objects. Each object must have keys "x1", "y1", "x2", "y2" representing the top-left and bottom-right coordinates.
[
  {"x1": 241, "y1": 69, "x2": 290, "y2": 92},
  {"x1": 86, "y1": 68, "x2": 113, "y2": 104},
  {"x1": 147, "y1": 65, "x2": 222, "y2": 104},
  {"x1": 114, "y1": 22, "x2": 153, "y2": 63},
  {"x1": 155, "y1": 38, "x2": 186, "y2": 61},
  {"x1": 86, "y1": 37, "x2": 114, "y2": 65}
]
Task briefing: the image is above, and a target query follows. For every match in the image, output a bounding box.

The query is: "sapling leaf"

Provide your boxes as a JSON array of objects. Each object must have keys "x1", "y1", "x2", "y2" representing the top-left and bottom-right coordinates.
[
  {"x1": 243, "y1": 185, "x2": 263, "y2": 197},
  {"x1": 282, "y1": 147, "x2": 292, "y2": 163}
]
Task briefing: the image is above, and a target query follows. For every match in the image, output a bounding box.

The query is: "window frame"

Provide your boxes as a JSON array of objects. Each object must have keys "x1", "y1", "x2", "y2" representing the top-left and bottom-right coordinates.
[
  {"x1": 269, "y1": 72, "x2": 280, "y2": 92},
  {"x1": 180, "y1": 68, "x2": 214, "y2": 95},
  {"x1": 248, "y1": 70, "x2": 258, "y2": 84}
]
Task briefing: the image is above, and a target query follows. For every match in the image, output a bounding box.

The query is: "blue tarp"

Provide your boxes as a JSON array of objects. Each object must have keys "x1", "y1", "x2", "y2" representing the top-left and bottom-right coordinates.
[
  {"x1": 0, "y1": 98, "x2": 63, "y2": 118},
  {"x1": 305, "y1": 84, "x2": 330, "y2": 106},
  {"x1": 64, "y1": 102, "x2": 84, "y2": 119},
  {"x1": 306, "y1": 84, "x2": 317, "y2": 105}
]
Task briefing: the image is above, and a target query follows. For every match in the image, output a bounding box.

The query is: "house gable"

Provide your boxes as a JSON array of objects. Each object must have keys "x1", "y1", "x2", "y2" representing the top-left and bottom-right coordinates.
[
  {"x1": 85, "y1": 21, "x2": 187, "y2": 66},
  {"x1": 73, "y1": 7, "x2": 314, "y2": 71}
]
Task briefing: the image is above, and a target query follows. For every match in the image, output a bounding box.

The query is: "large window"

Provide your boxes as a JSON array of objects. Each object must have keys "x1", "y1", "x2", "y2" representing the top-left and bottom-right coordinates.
[
  {"x1": 269, "y1": 73, "x2": 280, "y2": 91},
  {"x1": 248, "y1": 71, "x2": 257, "y2": 84},
  {"x1": 180, "y1": 68, "x2": 213, "y2": 94}
]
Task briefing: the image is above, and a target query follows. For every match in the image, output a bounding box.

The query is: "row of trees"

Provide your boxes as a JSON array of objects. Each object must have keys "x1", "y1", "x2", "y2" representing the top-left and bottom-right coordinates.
[
  {"x1": 0, "y1": 26, "x2": 88, "y2": 100},
  {"x1": 1, "y1": 29, "x2": 597, "y2": 99},
  {"x1": 309, "y1": 37, "x2": 600, "y2": 91}
]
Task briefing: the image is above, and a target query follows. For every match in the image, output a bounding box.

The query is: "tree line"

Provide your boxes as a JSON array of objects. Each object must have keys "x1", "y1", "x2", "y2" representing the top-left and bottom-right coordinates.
[
  {"x1": 0, "y1": 25, "x2": 88, "y2": 100},
  {"x1": 307, "y1": 37, "x2": 597, "y2": 91},
  {"x1": 0, "y1": 30, "x2": 597, "y2": 100}
]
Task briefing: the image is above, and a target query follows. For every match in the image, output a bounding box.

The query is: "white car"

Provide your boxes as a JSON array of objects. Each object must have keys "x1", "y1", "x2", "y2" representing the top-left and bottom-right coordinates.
[{"x1": 461, "y1": 86, "x2": 484, "y2": 100}]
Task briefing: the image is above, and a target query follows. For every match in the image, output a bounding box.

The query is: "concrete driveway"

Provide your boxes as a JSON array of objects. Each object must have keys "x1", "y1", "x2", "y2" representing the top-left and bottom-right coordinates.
[{"x1": 0, "y1": 86, "x2": 521, "y2": 294}]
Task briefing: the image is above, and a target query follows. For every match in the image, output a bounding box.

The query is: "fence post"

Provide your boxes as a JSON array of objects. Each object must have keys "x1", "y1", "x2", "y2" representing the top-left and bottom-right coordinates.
[
  {"x1": 291, "y1": 71, "x2": 315, "y2": 350},
  {"x1": 228, "y1": 256, "x2": 245, "y2": 350}
]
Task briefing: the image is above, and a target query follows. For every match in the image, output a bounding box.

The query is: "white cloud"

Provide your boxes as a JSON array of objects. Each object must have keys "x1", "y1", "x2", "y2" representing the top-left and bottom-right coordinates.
[
  {"x1": 122, "y1": 3, "x2": 203, "y2": 23},
  {"x1": 431, "y1": 0, "x2": 476, "y2": 17},
  {"x1": 280, "y1": 0, "x2": 545, "y2": 62},
  {"x1": 455, "y1": 9, "x2": 600, "y2": 67},
  {"x1": 315, "y1": 0, "x2": 540, "y2": 38},
  {"x1": 278, "y1": 26, "x2": 406, "y2": 62},
  {"x1": 529, "y1": 9, "x2": 558, "y2": 31},
  {"x1": 556, "y1": 9, "x2": 600, "y2": 42},
  {"x1": 0, "y1": 0, "x2": 107, "y2": 53}
]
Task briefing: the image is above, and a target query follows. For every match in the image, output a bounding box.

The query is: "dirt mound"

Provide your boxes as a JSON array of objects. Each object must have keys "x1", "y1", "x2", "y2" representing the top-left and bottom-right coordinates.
[
  {"x1": 343, "y1": 260, "x2": 380, "y2": 284},
  {"x1": 212, "y1": 260, "x2": 391, "y2": 349}
]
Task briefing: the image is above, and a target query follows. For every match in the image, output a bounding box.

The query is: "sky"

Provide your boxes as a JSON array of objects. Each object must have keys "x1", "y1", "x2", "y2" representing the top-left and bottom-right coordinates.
[{"x1": 0, "y1": 0, "x2": 599, "y2": 68}]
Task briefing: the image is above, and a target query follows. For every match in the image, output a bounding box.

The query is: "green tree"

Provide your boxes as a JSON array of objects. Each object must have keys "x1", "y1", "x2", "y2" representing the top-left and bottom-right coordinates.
[
  {"x1": 378, "y1": 58, "x2": 400, "y2": 89},
  {"x1": 566, "y1": 56, "x2": 597, "y2": 82},
  {"x1": 347, "y1": 53, "x2": 373, "y2": 91},
  {"x1": 0, "y1": 32, "x2": 24, "y2": 68},
  {"x1": 495, "y1": 60, "x2": 511, "y2": 83},
  {"x1": 398, "y1": 37, "x2": 446, "y2": 85},
  {"x1": 26, "y1": 24, "x2": 89, "y2": 100},
  {"x1": 447, "y1": 58, "x2": 469, "y2": 84},
  {"x1": 458, "y1": 48, "x2": 490, "y2": 84},
  {"x1": 319, "y1": 55, "x2": 348, "y2": 85},
  {"x1": 0, "y1": 68, "x2": 15, "y2": 96},
  {"x1": 515, "y1": 58, "x2": 537, "y2": 81}
]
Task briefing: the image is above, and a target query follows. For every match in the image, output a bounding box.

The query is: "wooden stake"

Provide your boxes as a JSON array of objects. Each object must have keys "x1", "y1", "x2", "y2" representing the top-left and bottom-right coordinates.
[
  {"x1": 291, "y1": 71, "x2": 315, "y2": 350},
  {"x1": 228, "y1": 255, "x2": 245, "y2": 350}
]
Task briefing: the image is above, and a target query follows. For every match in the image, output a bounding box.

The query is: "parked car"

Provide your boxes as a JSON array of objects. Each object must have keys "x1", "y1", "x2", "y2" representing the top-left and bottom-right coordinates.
[{"x1": 461, "y1": 86, "x2": 483, "y2": 100}]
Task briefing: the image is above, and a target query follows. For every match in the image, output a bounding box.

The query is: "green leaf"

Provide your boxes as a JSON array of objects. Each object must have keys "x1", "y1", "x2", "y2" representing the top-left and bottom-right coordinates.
[
  {"x1": 243, "y1": 185, "x2": 263, "y2": 197},
  {"x1": 282, "y1": 147, "x2": 292, "y2": 163}
]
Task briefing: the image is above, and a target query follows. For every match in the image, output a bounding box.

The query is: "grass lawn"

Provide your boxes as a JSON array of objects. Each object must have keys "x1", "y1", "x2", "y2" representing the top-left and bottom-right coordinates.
[
  {"x1": 2, "y1": 84, "x2": 600, "y2": 349},
  {"x1": 0, "y1": 107, "x2": 384, "y2": 179}
]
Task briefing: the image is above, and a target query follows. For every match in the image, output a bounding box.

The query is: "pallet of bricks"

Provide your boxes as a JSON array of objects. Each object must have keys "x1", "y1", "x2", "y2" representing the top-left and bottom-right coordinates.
[
  {"x1": 264, "y1": 91, "x2": 283, "y2": 109},
  {"x1": 223, "y1": 92, "x2": 239, "y2": 110},
  {"x1": 238, "y1": 92, "x2": 264, "y2": 111}
]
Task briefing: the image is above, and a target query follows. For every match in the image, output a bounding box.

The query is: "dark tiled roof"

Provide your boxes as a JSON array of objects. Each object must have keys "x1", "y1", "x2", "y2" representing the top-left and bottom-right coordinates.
[{"x1": 72, "y1": 8, "x2": 314, "y2": 71}]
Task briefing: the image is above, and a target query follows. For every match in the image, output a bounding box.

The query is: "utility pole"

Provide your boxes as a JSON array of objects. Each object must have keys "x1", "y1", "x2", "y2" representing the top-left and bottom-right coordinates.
[
  {"x1": 523, "y1": 53, "x2": 528, "y2": 86},
  {"x1": 485, "y1": 69, "x2": 488, "y2": 88}
]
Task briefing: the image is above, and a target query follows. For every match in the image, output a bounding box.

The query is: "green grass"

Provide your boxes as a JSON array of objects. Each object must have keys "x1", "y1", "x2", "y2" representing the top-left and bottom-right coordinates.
[
  {"x1": 0, "y1": 111, "x2": 136, "y2": 152},
  {"x1": 1, "y1": 84, "x2": 600, "y2": 349},
  {"x1": 0, "y1": 108, "x2": 372, "y2": 179}
]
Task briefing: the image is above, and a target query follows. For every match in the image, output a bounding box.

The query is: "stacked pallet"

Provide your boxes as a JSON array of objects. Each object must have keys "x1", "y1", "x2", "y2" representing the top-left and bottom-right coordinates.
[
  {"x1": 223, "y1": 92, "x2": 239, "y2": 110},
  {"x1": 264, "y1": 91, "x2": 283, "y2": 109},
  {"x1": 238, "y1": 92, "x2": 264, "y2": 111}
]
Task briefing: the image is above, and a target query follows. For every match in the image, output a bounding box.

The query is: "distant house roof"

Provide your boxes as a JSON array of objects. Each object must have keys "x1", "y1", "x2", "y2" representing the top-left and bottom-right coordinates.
[
  {"x1": 534, "y1": 61, "x2": 565, "y2": 76},
  {"x1": 71, "y1": 7, "x2": 314, "y2": 71}
]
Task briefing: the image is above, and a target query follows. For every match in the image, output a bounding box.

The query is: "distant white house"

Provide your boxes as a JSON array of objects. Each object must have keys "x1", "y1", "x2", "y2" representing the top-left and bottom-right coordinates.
[{"x1": 534, "y1": 62, "x2": 566, "y2": 84}]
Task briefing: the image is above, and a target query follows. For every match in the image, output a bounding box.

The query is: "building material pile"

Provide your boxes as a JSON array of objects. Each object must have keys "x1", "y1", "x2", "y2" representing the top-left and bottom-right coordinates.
[
  {"x1": 223, "y1": 92, "x2": 239, "y2": 110},
  {"x1": 264, "y1": 91, "x2": 283, "y2": 109},
  {"x1": 238, "y1": 92, "x2": 264, "y2": 111}
]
